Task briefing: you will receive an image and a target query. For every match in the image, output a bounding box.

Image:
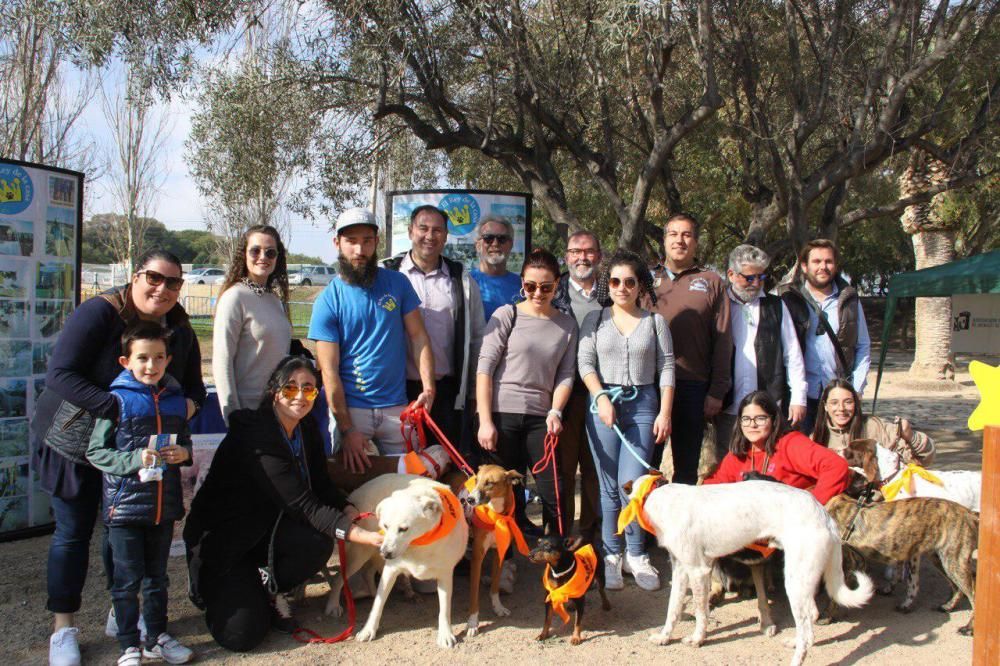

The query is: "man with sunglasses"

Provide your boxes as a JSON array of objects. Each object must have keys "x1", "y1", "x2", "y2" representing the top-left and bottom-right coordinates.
[
  {"x1": 382, "y1": 204, "x2": 485, "y2": 454},
  {"x1": 776, "y1": 239, "x2": 870, "y2": 434},
  {"x1": 649, "y1": 214, "x2": 732, "y2": 484},
  {"x1": 717, "y1": 245, "x2": 807, "y2": 450},
  {"x1": 470, "y1": 216, "x2": 521, "y2": 320}
]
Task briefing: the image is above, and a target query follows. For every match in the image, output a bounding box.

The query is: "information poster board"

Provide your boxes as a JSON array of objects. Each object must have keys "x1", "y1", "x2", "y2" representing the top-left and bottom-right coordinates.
[
  {"x1": 0, "y1": 158, "x2": 83, "y2": 540},
  {"x1": 386, "y1": 189, "x2": 532, "y2": 272},
  {"x1": 952, "y1": 293, "x2": 1000, "y2": 354}
]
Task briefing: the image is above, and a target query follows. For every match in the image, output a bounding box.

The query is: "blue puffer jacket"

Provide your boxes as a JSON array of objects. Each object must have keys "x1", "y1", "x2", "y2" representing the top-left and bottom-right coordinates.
[{"x1": 103, "y1": 369, "x2": 190, "y2": 527}]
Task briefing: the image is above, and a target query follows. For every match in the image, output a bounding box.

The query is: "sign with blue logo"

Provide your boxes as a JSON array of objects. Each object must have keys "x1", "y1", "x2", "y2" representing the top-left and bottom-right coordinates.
[
  {"x1": 439, "y1": 193, "x2": 481, "y2": 236},
  {"x1": 0, "y1": 164, "x2": 34, "y2": 215}
]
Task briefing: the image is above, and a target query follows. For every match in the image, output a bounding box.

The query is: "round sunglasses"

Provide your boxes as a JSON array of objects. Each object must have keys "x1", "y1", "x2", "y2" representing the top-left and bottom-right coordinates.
[{"x1": 609, "y1": 276, "x2": 638, "y2": 289}]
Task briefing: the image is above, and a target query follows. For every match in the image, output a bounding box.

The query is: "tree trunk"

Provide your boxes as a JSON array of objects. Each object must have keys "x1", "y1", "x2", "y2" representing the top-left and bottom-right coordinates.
[{"x1": 899, "y1": 153, "x2": 956, "y2": 382}]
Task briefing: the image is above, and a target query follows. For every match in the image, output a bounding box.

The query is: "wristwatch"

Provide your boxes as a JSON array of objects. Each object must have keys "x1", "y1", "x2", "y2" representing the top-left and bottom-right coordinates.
[{"x1": 548, "y1": 408, "x2": 563, "y2": 419}]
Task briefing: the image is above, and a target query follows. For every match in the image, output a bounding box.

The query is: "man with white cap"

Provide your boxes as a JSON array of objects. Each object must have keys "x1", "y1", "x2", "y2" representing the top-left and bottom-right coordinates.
[{"x1": 309, "y1": 208, "x2": 435, "y2": 473}]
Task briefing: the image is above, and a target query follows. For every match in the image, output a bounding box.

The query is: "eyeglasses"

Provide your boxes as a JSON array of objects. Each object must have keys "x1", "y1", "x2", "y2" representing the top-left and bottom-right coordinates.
[
  {"x1": 480, "y1": 234, "x2": 511, "y2": 245},
  {"x1": 249, "y1": 246, "x2": 279, "y2": 260},
  {"x1": 280, "y1": 384, "x2": 319, "y2": 401},
  {"x1": 609, "y1": 276, "x2": 638, "y2": 289},
  {"x1": 737, "y1": 272, "x2": 767, "y2": 284},
  {"x1": 740, "y1": 415, "x2": 772, "y2": 426},
  {"x1": 136, "y1": 270, "x2": 184, "y2": 291},
  {"x1": 522, "y1": 281, "x2": 556, "y2": 295},
  {"x1": 566, "y1": 248, "x2": 599, "y2": 258}
]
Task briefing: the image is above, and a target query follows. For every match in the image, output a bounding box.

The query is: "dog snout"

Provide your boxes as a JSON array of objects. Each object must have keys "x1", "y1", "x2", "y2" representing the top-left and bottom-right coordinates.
[{"x1": 380, "y1": 545, "x2": 397, "y2": 560}]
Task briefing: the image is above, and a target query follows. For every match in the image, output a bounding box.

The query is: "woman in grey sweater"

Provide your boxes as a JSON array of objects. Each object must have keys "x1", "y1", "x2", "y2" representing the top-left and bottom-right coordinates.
[
  {"x1": 476, "y1": 248, "x2": 578, "y2": 535},
  {"x1": 213, "y1": 226, "x2": 292, "y2": 424},
  {"x1": 578, "y1": 249, "x2": 674, "y2": 592}
]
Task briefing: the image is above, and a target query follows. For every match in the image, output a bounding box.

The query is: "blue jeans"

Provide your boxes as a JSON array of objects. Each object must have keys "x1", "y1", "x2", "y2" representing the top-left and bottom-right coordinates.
[
  {"x1": 586, "y1": 384, "x2": 658, "y2": 557},
  {"x1": 47, "y1": 486, "x2": 114, "y2": 613},
  {"x1": 107, "y1": 522, "x2": 174, "y2": 650}
]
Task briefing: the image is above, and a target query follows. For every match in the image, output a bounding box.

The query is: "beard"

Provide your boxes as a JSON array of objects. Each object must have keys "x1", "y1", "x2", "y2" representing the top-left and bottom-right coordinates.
[
  {"x1": 482, "y1": 251, "x2": 509, "y2": 267},
  {"x1": 804, "y1": 270, "x2": 833, "y2": 290},
  {"x1": 570, "y1": 262, "x2": 595, "y2": 280},
  {"x1": 731, "y1": 282, "x2": 760, "y2": 303},
  {"x1": 338, "y1": 252, "x2": 379, "y2": 288}
]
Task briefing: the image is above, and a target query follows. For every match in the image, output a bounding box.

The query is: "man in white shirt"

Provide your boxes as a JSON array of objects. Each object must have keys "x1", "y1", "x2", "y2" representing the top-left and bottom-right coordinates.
[{"x1": 717, "y1": 245, "x2": 808, "y2": 451}]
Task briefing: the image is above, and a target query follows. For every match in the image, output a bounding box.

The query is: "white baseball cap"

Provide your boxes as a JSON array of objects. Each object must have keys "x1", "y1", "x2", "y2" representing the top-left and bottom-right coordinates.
[{"x1": 335, "y1": 207, "x2": 379, "y2": 234}]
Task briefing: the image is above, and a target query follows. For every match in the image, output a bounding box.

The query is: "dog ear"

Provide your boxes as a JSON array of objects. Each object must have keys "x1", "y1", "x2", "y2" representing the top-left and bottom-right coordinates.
[
  {"x1": 564, "y1": 536, "x2": 583, "y2": 551},
  {"x1": 622, "y1": 479, "x2": 635, "y2": 495},
  {"x1": 420, "y1": 495, "x2": 443, "y2": 518},
  {"x1": 505, "y1": 470, "x2": 524, "y2": 485}
]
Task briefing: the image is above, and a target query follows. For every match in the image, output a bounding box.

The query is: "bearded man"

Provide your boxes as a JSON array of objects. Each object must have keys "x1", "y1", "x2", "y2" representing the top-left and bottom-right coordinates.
[
  {"x1": 470, "y1": 216, "x2": 521, "y2": 321},
  {"x1": 715, "y1": 245, "x2": 807, "y2": 451},
  {"x1": 308, "y1": 208, "x2": 435, "y2": 473}
]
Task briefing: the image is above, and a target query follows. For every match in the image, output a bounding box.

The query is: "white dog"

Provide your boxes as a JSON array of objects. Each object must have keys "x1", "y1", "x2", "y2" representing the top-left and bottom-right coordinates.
[
  {"x1": 328, "y1": 474, "x2": 468, "y2": 648},
  {"x1": 844, "y1": 439, "x2": 981, "y2": 512},
  {"x1": 624, "y1": 475, "x2": 874, "y2": 666}
]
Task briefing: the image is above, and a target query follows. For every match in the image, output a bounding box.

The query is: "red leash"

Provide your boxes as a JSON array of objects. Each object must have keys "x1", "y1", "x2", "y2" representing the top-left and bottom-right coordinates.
[
  {"x1": 531, "y1": 432, "x2": 564, "y2": 536},
  {"x1": 292, "y1": 512, "x2": 375, "y2": 644},
  {"x1": 400, "y1": 403, "x2": 475, "y2": 477}
]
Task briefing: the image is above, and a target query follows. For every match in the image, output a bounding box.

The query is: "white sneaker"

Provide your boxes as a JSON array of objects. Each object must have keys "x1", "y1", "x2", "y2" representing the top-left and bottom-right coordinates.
[
  {"x1": 625, "y1": 552, "x2": 661, "y2": 591},
  {"x1": 604, "y1": 553, "x2": 624, "y2": 590},
  {"x1": 117, "y1": 647, "x2": 142, "y2": 666},
  {"x1": 143, "y1": 633, "x2": 193, "y2": 664},
  {"x1": 105, "y1": 607, "x2": 147, "y2": 641},
  {"x1": 49, "y1": 627, "x2": 81, "y2": 666}
]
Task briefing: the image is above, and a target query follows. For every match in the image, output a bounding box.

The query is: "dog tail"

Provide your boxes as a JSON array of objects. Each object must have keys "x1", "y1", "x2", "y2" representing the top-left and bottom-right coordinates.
[{"x1": 823, "y1": 542, "x2": 874, "y2": 609}]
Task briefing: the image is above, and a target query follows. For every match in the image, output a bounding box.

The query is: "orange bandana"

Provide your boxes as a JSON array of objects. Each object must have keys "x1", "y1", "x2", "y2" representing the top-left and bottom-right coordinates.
[
  {"x1": 745, "y1": 541, "x2": 777, "y2": 558},
  {"x1": 543, "y1": 544, "x2": 598, "y2": 623},
  {"x1": 617, "y1": 474, "x2": 662, "y2": 536},
  {"x1": 410, "y1": 488, "x2": 461, "y2": 546},
  {"x1": 472, "y1": 490, "x2": 530, "y2": 567}
]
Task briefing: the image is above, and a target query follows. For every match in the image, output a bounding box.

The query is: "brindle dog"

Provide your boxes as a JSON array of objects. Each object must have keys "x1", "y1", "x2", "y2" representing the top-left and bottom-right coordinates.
[{"x1": 825, "y1": 494, "x2": 978, "y2": 634}]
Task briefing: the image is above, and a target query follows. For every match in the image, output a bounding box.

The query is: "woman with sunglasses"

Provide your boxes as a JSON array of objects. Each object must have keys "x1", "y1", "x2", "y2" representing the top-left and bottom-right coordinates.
[
  {"x1": 577, "y1": 249, "x2": 674, "y2": 591},
  {"x1": 476, "y1": 248, "x2": 578, "y2": 535},
  {"x1": 35, "y1": 249, "x2": 206, "y2": 666},
  {"x1": 213, "y1": 225, "x2": 292, "y2": 424},
  {"x1": 184, "y1": 356, "x2": 382, "y2": 652},
  {"x1": 704, "y1": 390, "x2": 850, "y2": 506}
]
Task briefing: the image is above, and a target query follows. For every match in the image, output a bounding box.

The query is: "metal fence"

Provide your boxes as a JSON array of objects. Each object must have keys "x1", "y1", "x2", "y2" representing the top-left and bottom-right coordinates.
[{"x1": 182, "y1": 296, "x2": 314, "y2": 335}]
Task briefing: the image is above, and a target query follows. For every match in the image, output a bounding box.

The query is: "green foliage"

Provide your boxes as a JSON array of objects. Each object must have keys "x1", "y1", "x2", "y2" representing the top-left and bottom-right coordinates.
[{"x1": 83, "y1": 214, "x2": 222, "y2": 265}]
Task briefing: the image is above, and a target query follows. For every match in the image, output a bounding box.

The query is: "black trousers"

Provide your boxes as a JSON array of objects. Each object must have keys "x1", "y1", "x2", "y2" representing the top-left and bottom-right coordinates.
[
  {"x1": 193, "y1": 518, "x2": 333, "y2": 652},
  {"x1": 477, "y1": 411, "x2": 564, "y2": 534},
  {"x1": 652, "y1": 379, "x2": 708, "y2": 485}
]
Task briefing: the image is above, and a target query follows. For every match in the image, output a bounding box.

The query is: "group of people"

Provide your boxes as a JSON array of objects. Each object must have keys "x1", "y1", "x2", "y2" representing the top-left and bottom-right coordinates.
[{"x1": 37, "y1": 204, "x2": 935, "y2": 666}]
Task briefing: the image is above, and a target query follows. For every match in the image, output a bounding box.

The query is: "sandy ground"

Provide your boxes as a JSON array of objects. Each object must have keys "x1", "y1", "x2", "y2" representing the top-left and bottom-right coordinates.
[{"x1": 2, "y1": 351, "x2": 991, "y2": 665}]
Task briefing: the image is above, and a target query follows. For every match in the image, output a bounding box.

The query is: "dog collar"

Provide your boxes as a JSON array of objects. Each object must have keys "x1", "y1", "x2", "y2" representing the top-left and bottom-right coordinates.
[
  {"x1": 410, "y1": 488, "x2": 462, "y2": 546},
  {"x1": 617, "y1": 474, "x2": 663, "y2": 536},
  {"x1": 543, "y1": 544, "x2": 598, "y2": 623},
  {"x1": 402, "y1": 449, "x2": 442, "y2": 478},
  {"x1": 880, "y1": 464, "x2": 943, "y2": 500},
  {"x1": 472, "y1": 490, "x2": 530, "y2": 566}
]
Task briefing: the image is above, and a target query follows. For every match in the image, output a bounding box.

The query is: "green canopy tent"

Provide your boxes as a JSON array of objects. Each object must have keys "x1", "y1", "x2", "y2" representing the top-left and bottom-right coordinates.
[{"x1": 873, "y1": 249, "x2": 1000, "y2": 410}]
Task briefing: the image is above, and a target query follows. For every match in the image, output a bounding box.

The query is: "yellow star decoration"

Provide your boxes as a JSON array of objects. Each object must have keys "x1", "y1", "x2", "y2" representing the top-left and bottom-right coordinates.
[{"x1": 968, "y1": 360, "x2": 1000, "y2": 431}]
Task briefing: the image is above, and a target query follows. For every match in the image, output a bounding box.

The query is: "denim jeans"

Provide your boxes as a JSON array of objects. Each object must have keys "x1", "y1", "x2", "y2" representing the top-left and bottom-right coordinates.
[
  {"x1": 107, "y1": 522, "x2": 174, "y2": 650},
  {"x1": 47, "y1": 486, "x2": 107, "y2": 613},
  {"x1": 586, "y1": 384, "x2": 658, "y2": 557}
]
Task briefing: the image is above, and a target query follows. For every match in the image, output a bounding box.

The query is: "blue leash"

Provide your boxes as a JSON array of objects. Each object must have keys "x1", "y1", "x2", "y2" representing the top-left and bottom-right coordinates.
[{"x1": 590, "y1": 386, "x2": 657, "y2": 473}]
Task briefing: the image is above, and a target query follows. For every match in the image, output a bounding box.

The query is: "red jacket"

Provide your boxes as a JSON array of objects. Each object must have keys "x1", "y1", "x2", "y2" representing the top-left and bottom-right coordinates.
[{"x1": 704, "y1": 431, "x2": 849, "y2": 505}]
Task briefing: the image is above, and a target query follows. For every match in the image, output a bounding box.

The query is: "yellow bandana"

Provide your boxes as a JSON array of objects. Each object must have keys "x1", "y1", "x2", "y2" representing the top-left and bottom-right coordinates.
[
  {"x1": 617, "y1": 474, "x2": 662, "y2": 536},
  {"x1": 881, "y1": 463, "x2": 943, "y2": 501},
  {"x1": 543, "y1": 544, "x2": 598, "y2": 623}
]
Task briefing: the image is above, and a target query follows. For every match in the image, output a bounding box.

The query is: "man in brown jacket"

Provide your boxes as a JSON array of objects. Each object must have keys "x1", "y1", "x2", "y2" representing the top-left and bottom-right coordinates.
[{"x1": 650, "y1": 214, "x2": 732, "y2": 484}]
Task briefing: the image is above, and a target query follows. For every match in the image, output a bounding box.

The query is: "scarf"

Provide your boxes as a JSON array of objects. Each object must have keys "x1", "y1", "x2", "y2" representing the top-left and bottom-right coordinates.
[
  {"x1": 472, "y1": 490, "x2": 529, "y2": 567},
  {"x1": 617, "y1": 474, "x2": 662, "y2": 535},
  {"x1": 543, "y1": 544, "x2": 598, "y2": 623},
  {"x1": 880, "y1": 464, "x2": 943, "y2": 501},
  {"x1": 410, "y1": 488, "x2": 462, "y2": 546}
]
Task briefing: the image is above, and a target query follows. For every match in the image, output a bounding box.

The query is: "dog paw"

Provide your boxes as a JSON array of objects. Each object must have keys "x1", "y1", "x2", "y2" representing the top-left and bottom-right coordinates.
[
  {"x1": 648, "y1": 633, "x2": 672, "y2": 646},
  {"x1": 467, "y1": 614, "x2": 479, "y2": 637},
  {"x1": 437, "y1": 631, "x2": 458, "y2": 648},
  {"x1": 876, "y1": 584, "x2": 895, "y2": 596},
  {"x1": 895, "y1": 603, "x2": 915, "y2": 614},
  {"x1": 570, "y1": 636, "x2": 582, "y2": 646},
  {"x1": 355, "y1": 626, "x2": 377, "y2": 643},
  {"x1": 324, "y1": 601, "x2": 344, "y2": 618},
  {"x1": 682, "y1": 634, "x2": 704, "y2": 647},
  {"x1": 816, "y1": 615, "x2": 832, "y2": 626},
  {"x1": 762, "y1": 624, "x2": 777, "y2": 637},
  {"x1": 958, "y1": 626, "x2": 974, "y2": 637},
  {"x1": 536, "y1": 632, "x2": 549, "y2": 641},
  {"x1": 493, "y1": 602, "x2": 511, "y2": 617}
]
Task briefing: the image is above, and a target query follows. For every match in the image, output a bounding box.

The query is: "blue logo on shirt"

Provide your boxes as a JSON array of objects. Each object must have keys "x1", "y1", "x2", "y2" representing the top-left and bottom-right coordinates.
[
  {"x1": 0, "y1": 164, "x2": 33, "y2": 215},
  {"x1": 439, "y1": 193, "x2": 480, "y2": 236}
]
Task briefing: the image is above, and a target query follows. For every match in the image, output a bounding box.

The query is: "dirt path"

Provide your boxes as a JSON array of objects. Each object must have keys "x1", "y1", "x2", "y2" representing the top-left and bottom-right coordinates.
[{"x1": 3, "y1": 351, "x2": 988, "y2": 664}]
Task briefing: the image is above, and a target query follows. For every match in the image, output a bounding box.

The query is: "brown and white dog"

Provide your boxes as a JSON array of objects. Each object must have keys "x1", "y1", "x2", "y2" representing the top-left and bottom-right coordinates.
[
  {"x1": 825, "y1": 493, "x2": 978, "y2": 634},
  {"x1": 465, "y1": 464, "x2": 529, "y2": 637}
]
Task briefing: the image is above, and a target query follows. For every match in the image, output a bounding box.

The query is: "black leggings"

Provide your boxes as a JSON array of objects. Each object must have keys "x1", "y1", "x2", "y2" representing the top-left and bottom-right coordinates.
[
  {"x1": 478, "y1": 411, "x2": 564, "y2": 534},
  {"x1": 195, "y1": 518, "x2": 333, "y2": 652}
]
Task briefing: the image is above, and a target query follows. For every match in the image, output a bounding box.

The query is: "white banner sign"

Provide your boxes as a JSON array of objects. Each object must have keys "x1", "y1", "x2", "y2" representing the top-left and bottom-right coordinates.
[{"x1": 951, "y1": 293, "x2": 1000, "y2": 354}]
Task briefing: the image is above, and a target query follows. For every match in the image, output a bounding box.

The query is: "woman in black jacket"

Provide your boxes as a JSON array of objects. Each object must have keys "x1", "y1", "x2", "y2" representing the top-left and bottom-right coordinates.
[{"x1": 184, "y1": 356, "x2": 382, "y2": 652}]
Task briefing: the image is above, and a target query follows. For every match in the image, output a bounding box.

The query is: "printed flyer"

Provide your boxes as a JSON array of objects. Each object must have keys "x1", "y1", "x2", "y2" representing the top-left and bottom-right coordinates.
[{"x1": 0, "y1": 159, "x2": 83, "y2": 540}]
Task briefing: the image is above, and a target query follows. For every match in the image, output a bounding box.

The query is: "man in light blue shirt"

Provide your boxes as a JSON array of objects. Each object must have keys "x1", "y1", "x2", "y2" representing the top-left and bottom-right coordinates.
[
  {"x1": 778, "y1": 239, "x2": 871, "y2": 434},
  {"x1": 470, "y1": 216, "x2": 522, "y2": 320}
]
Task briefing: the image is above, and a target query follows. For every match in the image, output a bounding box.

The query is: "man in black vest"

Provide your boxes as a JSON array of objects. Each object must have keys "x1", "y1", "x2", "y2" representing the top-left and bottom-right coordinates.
[
  {"x1": 717, "y1": 245, "x2": 808, "y2": 451},
  {"x1": 776, "y1": 239, "x2": 871, "y2": 434}
]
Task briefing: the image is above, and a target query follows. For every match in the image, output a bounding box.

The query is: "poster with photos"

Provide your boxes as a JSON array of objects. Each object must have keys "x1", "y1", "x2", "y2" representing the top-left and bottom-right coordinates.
[
  {"x1": 386, "y1": 189, "x2": 532, "y2": 273},
  {"x1": 0, "y1": 158, "x2": 82, "y2": 540}
]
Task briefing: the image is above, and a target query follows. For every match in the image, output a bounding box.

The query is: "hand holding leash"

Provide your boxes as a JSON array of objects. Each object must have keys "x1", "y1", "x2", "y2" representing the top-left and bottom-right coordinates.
[{"x1": 595, "y1": 394, "x2": 616, "y2": 427}]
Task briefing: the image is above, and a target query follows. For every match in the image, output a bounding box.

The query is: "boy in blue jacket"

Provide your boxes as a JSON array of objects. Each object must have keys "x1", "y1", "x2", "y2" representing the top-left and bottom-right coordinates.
[{"x1": 86, "y1": 321, "x2": 194, "y2": 665}]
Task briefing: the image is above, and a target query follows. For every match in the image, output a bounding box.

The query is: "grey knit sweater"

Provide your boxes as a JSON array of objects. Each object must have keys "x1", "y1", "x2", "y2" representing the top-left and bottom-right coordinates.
[{"x1": 577, "y1": 308, "x2": 675, "y2": 389}]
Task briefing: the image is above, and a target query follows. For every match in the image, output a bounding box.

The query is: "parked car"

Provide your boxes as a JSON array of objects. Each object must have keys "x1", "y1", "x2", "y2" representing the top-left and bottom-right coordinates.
[
  {"x1": 187, "y1": 267, "x2": 226, "y2": 285},
  {"x1": 288, "y1": 265, "x2": 336, "y2": 286}
]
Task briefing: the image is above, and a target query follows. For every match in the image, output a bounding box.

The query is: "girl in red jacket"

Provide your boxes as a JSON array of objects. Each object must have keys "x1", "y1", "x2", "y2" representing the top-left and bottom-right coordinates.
[{"x1": 704, "y1": 390, "x2": 849, "y2": 505}]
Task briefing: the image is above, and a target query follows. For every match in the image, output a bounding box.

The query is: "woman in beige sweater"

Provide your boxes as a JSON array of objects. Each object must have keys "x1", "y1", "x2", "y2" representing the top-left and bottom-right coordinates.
[
  {"x1": 811, "y1": 378, "x2": 935, "y2": 465},
  {"x1": 213, "y1": 225, "x2": 292, "y2": 424}
]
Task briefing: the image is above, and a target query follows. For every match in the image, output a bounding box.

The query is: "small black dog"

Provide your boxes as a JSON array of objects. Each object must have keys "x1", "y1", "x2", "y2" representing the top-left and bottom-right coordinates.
[{"x1": 528, "y1": 536, "x2": 611, "y2": 645}]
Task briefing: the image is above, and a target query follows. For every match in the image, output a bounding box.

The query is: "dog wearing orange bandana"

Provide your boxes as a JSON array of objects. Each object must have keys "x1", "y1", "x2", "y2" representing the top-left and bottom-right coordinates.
[
  {"x1": 465, "y1": 464, "x2": 529, "y2": 637},
  {"x1": 530, "y1": 535, "x2": 610, "y2": 645}
]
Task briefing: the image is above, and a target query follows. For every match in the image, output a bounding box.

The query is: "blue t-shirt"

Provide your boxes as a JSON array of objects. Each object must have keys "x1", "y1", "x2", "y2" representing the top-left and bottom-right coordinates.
[
  {"x1": 470, "y1": 269, "x2": 522, "y2": 322},
  {"x1": 308, "y1": 268, "x2": 420, "y2": 408}
]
